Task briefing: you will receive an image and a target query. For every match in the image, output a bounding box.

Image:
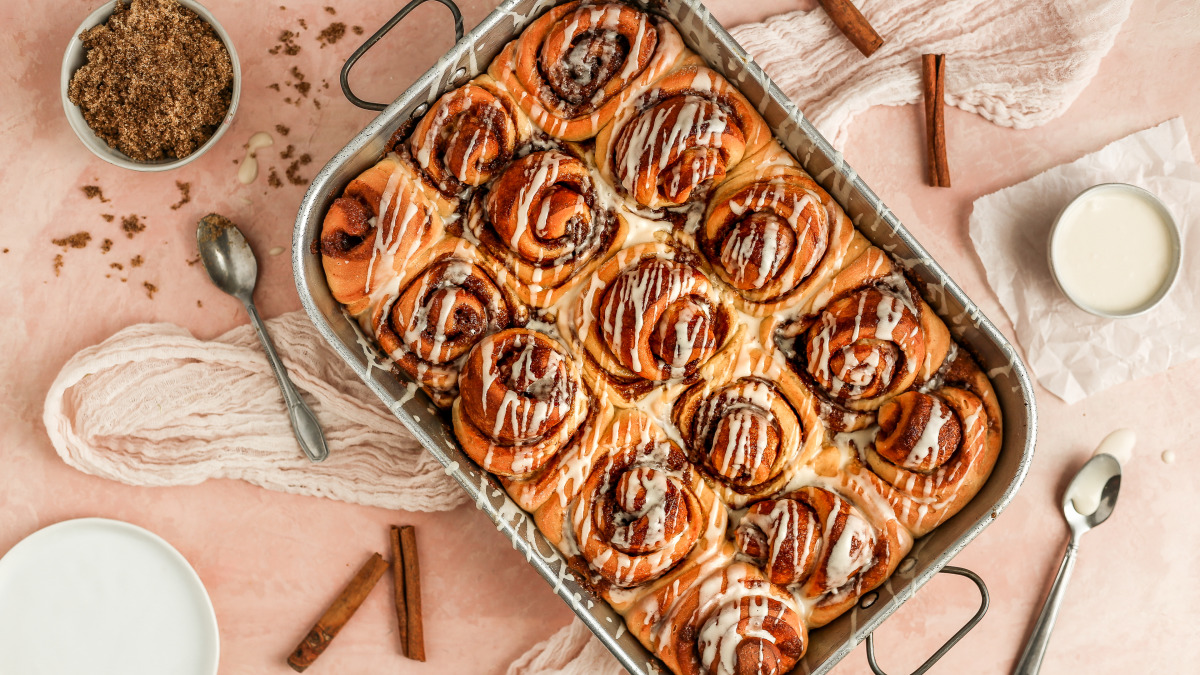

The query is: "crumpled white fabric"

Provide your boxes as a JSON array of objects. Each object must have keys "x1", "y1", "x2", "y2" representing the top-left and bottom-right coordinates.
[
  {"x1": 43, "y1": 311, "x2": 467, "y2": 512},
  {"x1": 41, "y1": 1, "x2": 1135, "y2": 673},
  {"x1": 732, "y1": 0, "x2": 1133, "y2": 147}
]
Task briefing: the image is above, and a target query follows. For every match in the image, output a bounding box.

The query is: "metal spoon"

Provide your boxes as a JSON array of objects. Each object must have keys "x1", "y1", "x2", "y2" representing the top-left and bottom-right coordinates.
[
  {"x1": 196, "y1": 213, "x2": 329, "y2": 463},
  {"x1": 1013, "y1": 452, "x2": 1121, "y2": 674}
]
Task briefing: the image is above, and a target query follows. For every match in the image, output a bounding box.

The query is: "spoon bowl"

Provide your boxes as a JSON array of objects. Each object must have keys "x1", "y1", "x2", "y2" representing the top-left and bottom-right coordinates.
[
  {"x1": 197, "y1": 213, "x2": 257, "y2": 301},
  {"x1": 1063, "y1": 453, "x2": 1122, "y2": 533}
]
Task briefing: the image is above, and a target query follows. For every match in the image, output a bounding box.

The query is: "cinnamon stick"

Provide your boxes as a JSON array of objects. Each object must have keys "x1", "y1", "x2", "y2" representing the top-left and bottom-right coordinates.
[
  {"x1": 398, "y1": 526, "x2": 425, "y2": 661},
  {"x1": 922, "y1": 54, "x2": 951, "y2": 188},
  {"x1": 287, "y1": 552, "x2": 390, "y2": 673},
  {"x1": 817, "y1": 0, "x2": 884, "y2": 57},
  {"x1": 390, "y1": 526, "x2": 408, "y2": 657}
]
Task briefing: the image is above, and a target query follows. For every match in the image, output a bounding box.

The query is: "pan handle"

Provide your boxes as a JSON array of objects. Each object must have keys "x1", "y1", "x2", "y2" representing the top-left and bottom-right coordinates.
[
  {"x1": 865, "y1": 566, "x2": 990, "y2": 675},
  {"x1": 340, "y1": 0, "x2": 465, "y2": 111}
]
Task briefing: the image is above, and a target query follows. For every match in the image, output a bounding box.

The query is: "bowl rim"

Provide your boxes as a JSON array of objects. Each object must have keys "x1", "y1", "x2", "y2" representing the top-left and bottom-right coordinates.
[
  {"x1": 59, "y1": 0, "x2": 241, "y2": 172},
  {"x1": 1046, "y1": 182, "x2": 1184, "y2": 319}
]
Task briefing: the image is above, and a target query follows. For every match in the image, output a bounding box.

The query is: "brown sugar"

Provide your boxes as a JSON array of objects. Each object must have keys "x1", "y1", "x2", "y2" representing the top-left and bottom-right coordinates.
[
  {"x1": 82, "y1": 185, "x2": 110, "y2": 202},
  {"x1": 317, "y1": 22, "x2": 346, "y2": 47},
  {"x1": 100, "y1": 238, "x2": 114, "y2": 253},
  {"x1": 280, "y1": 144, "x2": 296, "y2": 160},
  {"x1": 101, "y1": 214, "x2": 115, "y2": 222},
  {"x1": 352, "y1": 25, "x2": 363, "y2": 35},
  {"x1": 67, "y1": 0, "x2": 234, "y2": 162},
  {"x1": 144, "y1": 281, "x2": 158, "y2": 299},
  {"x1": 131, "y1": 255, "x2": 145, "y2": 267},
  {"x1": 170, "y1": 181, "x2": 192, "y2": 210},
  {"x1": 122, "y1": 214, "x2": 146, "y2": 238},
  {"x1": 270, "y1": 29, "x2": 301, "y2": 56},
  {"x1": 53, "y1": 255, "x2": 64, "y2": 276},
  {"x1": 285, "y1": 161, "x2": 307, "y2": 185},
  {"x1": 324, "y1": 6, "x2": 336, "y2": 15},
  {"x1": 268, "y1": 167, "x2": 283, "y2": 188},
  {"x1": 111, "y1": 262, "x2": 124, "y2": 270},
  {"x1": 52, "y1": 232, "x2": 93, "y2": 249},
  {"x1": 275, "y1": 124, "x2": 290, "y2": 136}
]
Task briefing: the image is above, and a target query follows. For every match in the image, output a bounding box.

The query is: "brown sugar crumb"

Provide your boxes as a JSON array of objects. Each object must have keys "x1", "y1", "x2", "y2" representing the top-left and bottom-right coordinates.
[
  {"x1": 186, "y1": 255, "x2": 200, "y2": 266},
  {"x1": 298, "y1": 18, "x2": 308, "y2": 30},
  {"x1": 324, "y1": 6, "x2": 336, "y2": 15},
  {"x1": 82, "y1": 185, "x2": 110, "y2": 202},
  {"x1": 53, "y1": 254, "x2": 64, "y2": 276},
  {"x1": 268, "y1": 167, "x2": 283, "y2": 188},
  {"x1": 130, "y1": 255, "x2": 145, "y2": 267},
  {"x1": 110, "y1": 262, "x2": 124, "y2": 270},
  {"x1": 52, "y1": 232, "x2": 93, "y2": 249},
  {"x1": 170, "y1": 180, "x2": 192, "y2": 210},
  {"x1": 268, "y1": 83, "x2": 281, "y2": 91},
  {"x1": 101, "y1": 214, "x2": 115, "y2": 222},
  {"x1": 285, "y1": 161, "x2": 307, "y2": 185},
  {"x1": 317, "y1": 22, "x2": 346, "y2": 48},
  {"x1": 122, "y1": 214, "x2": 146, "y2": 239},
  {"x1": 289, "y1": 66, "x2": 311, "y2": 97},
  {"x1": 352, "y1": 25, "x2": 363, "y2": 35},
  {"x1": 100, "y1": 238, "x2": 114, "y2": 253},
  {"x1": 143, "y1": 281, "x2": 158, "y2": 299},
  {"x1": 197, "y1": 300, "x2": 203, "y2": 307},
  {"x1": 2, "y1": 248, "x2": 8, "y2": 253},
  {"x1": 313, "y1": 99, "x2": 322, "y2": 110},
  {"x1": 300, "y1": 153, "x2": 312, "y2": 165},
  {"x1": 67, "y1": 0, "x2": 234, "y2": 162},
  {"x1": 275, "y1": 124, "x2": 290, "y2": 136},
  {"x1": 270, "y1": 29, "x2": 301, "y2": 56},
  {"x1": 280, "y1": 144, "x2": 296, "y2": 160}
]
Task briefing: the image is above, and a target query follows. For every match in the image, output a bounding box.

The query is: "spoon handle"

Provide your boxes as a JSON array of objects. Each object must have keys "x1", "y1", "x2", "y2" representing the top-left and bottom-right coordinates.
[
  {"x1": 243, "y1": 300, "x2": 330, "y2": 463},
  {"x1": 1013, "y1": 538, "x2": 1079, "y2": 675}
]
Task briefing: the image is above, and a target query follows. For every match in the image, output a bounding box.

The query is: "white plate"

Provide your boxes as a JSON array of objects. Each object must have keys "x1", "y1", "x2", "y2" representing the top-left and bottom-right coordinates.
[{"x1": 0, "y1": 518, "x2": 220, "y2": 675}]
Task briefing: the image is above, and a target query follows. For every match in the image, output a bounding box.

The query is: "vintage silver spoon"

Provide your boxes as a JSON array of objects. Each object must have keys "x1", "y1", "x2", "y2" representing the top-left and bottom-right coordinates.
[
  {"x1": 1013, "y1": 434, "x2": 1126, "y2": 674},
  {"x1": 196, "y1": 213, "x2": 329, "y2": 463}
]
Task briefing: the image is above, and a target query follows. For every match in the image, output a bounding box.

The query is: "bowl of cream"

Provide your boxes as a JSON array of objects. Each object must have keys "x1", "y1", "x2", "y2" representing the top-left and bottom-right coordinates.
[{"x1": 1048, "y1": 183, "x2": 1182, "y2": 318}]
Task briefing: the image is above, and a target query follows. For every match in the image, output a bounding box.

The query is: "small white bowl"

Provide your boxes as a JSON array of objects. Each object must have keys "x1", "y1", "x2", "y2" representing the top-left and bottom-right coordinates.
[
  {"x1": 60, "y1": 0, "x2": 241, "y2": 171},
  {"x1": 1047, "y1": 183, "x2": 1182, "y2": 318}
]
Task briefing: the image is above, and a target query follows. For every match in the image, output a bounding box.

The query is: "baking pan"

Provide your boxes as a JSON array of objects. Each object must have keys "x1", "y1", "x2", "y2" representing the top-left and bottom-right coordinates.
[{"x1": 292, "y1": 1, "x2": 1038, "y2": 672}]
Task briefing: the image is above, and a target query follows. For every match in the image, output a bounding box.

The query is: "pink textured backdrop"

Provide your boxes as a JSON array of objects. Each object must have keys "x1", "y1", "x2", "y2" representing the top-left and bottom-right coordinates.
[{"x1": 1, "y1": 0, "x2": 1197, "y2": 673}]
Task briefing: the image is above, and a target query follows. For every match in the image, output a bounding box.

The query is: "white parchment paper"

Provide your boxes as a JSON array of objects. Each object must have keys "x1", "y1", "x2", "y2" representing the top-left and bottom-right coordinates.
[{"x1": 969, "y1": 118, "x2": 1200, "y2": 403}]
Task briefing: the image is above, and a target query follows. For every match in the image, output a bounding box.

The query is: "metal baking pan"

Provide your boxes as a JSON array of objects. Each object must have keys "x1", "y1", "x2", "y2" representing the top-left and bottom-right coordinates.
[{"x1": 292, "y1": 0, "x2": 1038, "y2": 672}]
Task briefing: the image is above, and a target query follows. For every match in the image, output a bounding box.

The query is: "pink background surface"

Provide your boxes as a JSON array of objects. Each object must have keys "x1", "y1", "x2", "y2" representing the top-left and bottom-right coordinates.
[{"x1": 3, "y1": 0, "x2": 1198, "y2": 673}]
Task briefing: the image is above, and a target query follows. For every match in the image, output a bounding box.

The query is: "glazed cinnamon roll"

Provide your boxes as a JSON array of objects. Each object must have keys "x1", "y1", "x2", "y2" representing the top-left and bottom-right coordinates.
[
  {"x1": 320, "y1": 156, "x2": 444, "y2": 316},
  {"x1": 565, "y1": 410, "x2": 725, "y2": 592},
  {"x1": 649, "y1": 563, "x2": 808, "y2": 675},
  {"x1": 489, "y1": 1, "x2": 688, "y2": 141},
  {"x1": 565, "y1": 243, "x2": 739, "y2": 407},
  {"x1": 371, "y1": 239, "x2": 526, "y2": 407},
  {"x1": 672, "y1": 349, "x2": 822, "y2": 507},
  {"x1": 701, "y1": 148, "x2": 869, "y2": 316},
  {"x1": 595, "y1": 65, "x2": 770, "y2": 210},
  {"x1": 734, "y1": 485, "x2": 912, "y2": 627},
  {"x1": 399, "y1": 75, "x2": 530, "y2": 214},
  {"x1": 777, "y1": 247, "x2": 952, "y2": 431},
  {"x1": 466, "y1": 149, "x2": 626, "y2": 307},
  {"x1": 858, "y1": 349, "x2": 1003, "y2": 537}
]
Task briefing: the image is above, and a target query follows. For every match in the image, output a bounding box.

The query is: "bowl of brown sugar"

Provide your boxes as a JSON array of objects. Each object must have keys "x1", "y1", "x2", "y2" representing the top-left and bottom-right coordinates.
[{"x1": 61, "y1": 0, "x2": 240, "y2": 171}]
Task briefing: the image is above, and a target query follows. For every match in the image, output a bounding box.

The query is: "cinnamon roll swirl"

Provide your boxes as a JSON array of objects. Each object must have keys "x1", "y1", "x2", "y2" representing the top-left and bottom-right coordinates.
[
  {"x1": 400, "y1": 75, "x2": 530, "y2": 213},
  {"x1": 858, "y1": 349, "x2": 1003, "y2": 536},
  {"x1": 320, "y1": 156, "x2": 444, "y2": 316},
  {"x1": 701, "y1": 149, "x2": 869, "y2": 316},
  {"x1": 371, "y1": 239, "x2": 526, "y2": 407},
  {"x1": 566, "y1": 243, "x2": 739, "y2": 407},
  {"x1": 595, "y1": 65, "x2": 770, "y2": 210},
  {"x1": 489, "y1": 1, "x2": 688, "y2": 141},
  {"x1": 467, "y1": 149, "x2": 626, "y2": 307},
  {"x1": 733, "y1": 485, "x2": 911, "y2": 627}
]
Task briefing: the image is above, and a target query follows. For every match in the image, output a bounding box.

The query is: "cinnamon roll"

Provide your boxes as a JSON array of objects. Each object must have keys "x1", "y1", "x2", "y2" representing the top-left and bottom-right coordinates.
[
  {"x1": 466, "y1": 149, "x2": 627, "y2": 307},
  {"x1": 672, "y1": 349, "x2": 822, "y2": 507},
  {"x1": 777, "y1": 247, "x2": 952, "y2": 431},
  {"x1": 701, "y1": 148, "x2": 869, "y2": 316},
  {"x1": 565, "y1": 243, "x2": 740, "y2": 407},
  {"x1": 595, "y1": 65, "x2": 771, "y2": 210},
  {"x1": 371, "y1": 239, "x2": 526, "y2": 407},
  {"x1": 858, "y1": 349, "x2": 1003, "y2": 536},
  {"x1": 400, "y1": 75, "x2": 530, "y2": 214},
  {"x1": 320, "y1": 156, "x2": 444, "y2": 316},
  {"x1": 565, "y1": 410, "x2": 725, "y2": 592},
  {"x1": 734, "y1": 484, "x2": 912, "y2": 627},
  {"x1": 489, "y1": 1, "x2": 688, "y2": 141}
]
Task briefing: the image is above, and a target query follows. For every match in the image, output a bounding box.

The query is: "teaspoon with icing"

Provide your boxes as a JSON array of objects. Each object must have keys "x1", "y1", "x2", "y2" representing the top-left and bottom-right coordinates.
[
  {"x1": 1013, "y1": 434, "x2": 1125, "y2": 674},
  {"x1": 196, "y1": 213, "x2": 329, "y2": 463}
]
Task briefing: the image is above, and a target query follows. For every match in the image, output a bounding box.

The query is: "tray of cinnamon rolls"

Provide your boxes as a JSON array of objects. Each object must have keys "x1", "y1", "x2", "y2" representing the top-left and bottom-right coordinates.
[{"x1": 294, "y1": 1, "x2": 1038, "y2": 673}]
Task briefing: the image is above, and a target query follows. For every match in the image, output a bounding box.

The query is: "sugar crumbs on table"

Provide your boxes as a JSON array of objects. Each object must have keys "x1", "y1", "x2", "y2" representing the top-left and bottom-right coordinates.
[
  {"x1": 298, "y1": 18, "x2": 308, "y2": 30},
  {"x1": 53, "y1": 255, "x2": 64, "y2": 276},
  {"x1": 300, "y1": 153, "x2": 312, "y2": 165},
  {"x1": 324, "y1": 6, "x2": 336, "y2": 15},
  {"x1": 268, "y1": 83, "x2": 281, "y2": 91},
  {"x1": 122, "y1": 214, "x2": 146, "y2": 238},
  {"x1": 101, "y1": 214, "x2": 114, "y2": 222},
  {"x1": 271, "y1": 30, "x2": 301, "y2": 56},
  {"x1": 82, "y1": 185, "x2": 110, "y2": 203},
  {"x1": 52, "y1": 232, "x2": 92, "y2": 249},
  {"x1": 285, "y1": 161, "x2": 307, "y2": 185},
  {"x1": 100, "y1": 238, "x2": 113, "y2": 253},
  {"x1": 170, "y1": 181, "x2": 192, "y2": 210},
  {"x1": 352, "y1": 25, "x2": 363, "y2": 35},
  {"x1": 131, "y1": 255, "x2": 144, "y2": 267},
  {"x1": 197, "y1": 300, "x2": 203, "y2": 307},
  {"x1": 144, "y1": 281, "x2": 158, "y2": 299},
  {"x1": 268, "y1": 168, "x2": 283, "y2": 188},
  {"x1": 280, "y1": 144, "x2": 295, "y2": 160},
  {"x1": 67, "y1": 0, "x2": 234, "y2": 162},
  {"x1": 275, "y1": 124, "x2": 290, "y2": 137},
  {"x1": 111, "y1": 262, "x2": 124, "y2": 270},
  {"x1": 186, "y1": 256, "x2": 200, "y2": 266},
  {"x1": 2, "y1": 248, "x2": 8, "y2": 254},
  {"x1": 317, "y1": 22, "x2": 346, "y2": 47}
]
